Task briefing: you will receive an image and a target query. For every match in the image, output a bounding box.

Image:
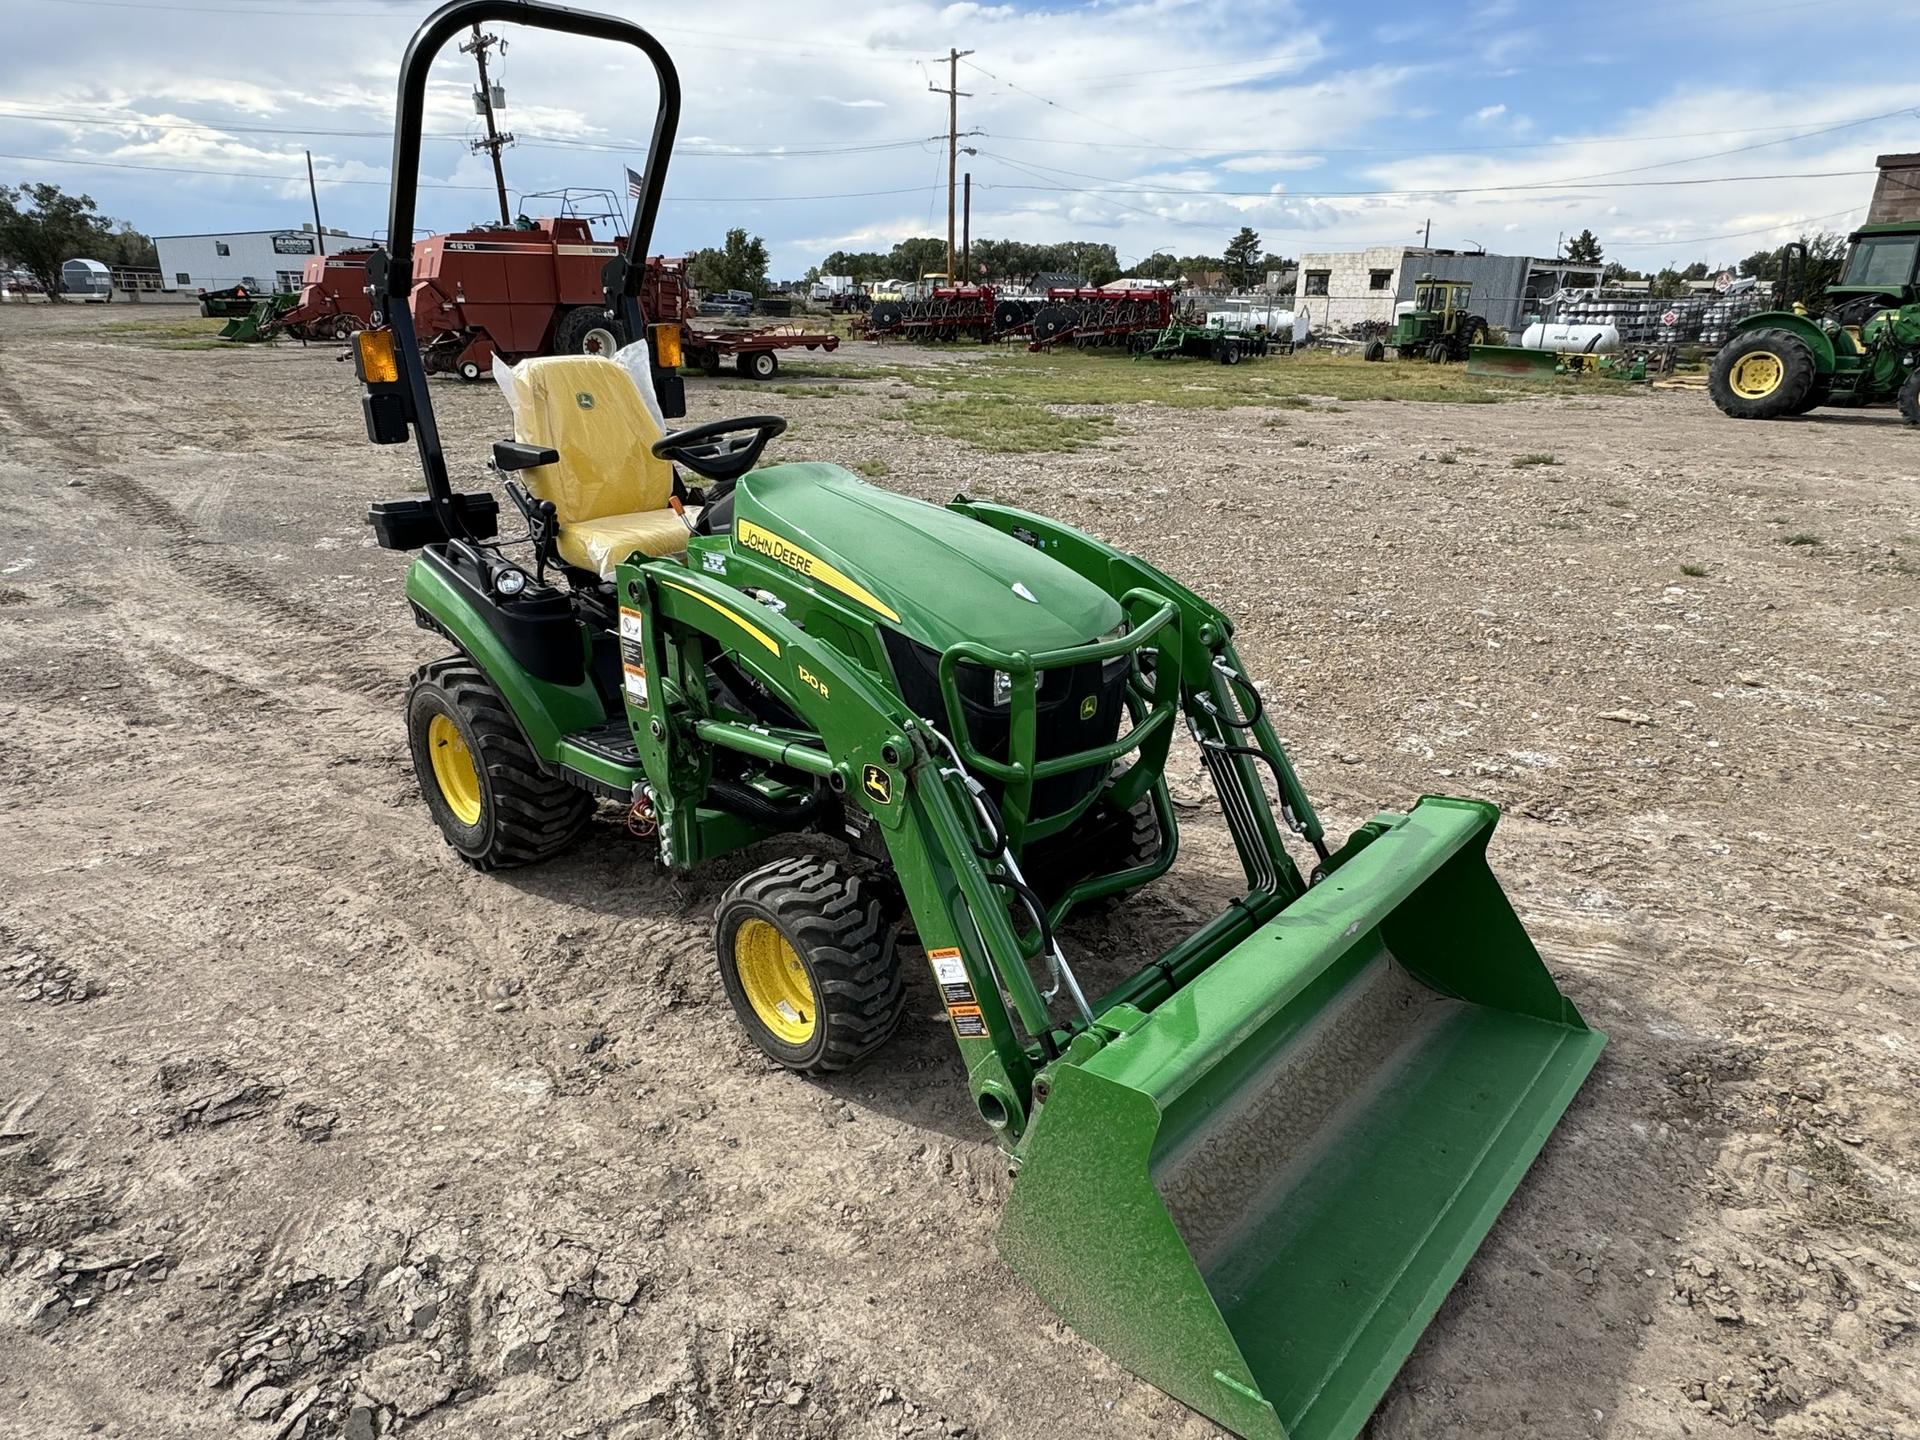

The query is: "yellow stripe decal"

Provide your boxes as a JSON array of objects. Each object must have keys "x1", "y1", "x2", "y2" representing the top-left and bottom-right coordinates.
[
  {"x1": 660, "y1": 580, "x2": 781, "y2": 656},
  {"x1": 736, "y1": 519, "x2": 901, "y2": 622}
]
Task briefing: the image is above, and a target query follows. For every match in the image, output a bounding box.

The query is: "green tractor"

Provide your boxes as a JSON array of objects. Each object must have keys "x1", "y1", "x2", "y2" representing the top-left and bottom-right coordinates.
[
  {"x1": 1364, "y1": 274, "x2": 1490, "y2": 363},
  {"x1": 354, "y1": 7, "x2": 1605, "y2": 1439},
  {"x1": 1709, "y1": 222, "x2": 1920, "y2": 421}
]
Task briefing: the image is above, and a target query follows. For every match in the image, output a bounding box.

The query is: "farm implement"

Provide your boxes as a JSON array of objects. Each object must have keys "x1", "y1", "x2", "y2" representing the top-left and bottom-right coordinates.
[
  {"x1": 216, "y1": 291, "x2": 300, "y2": 342},
  {"x1": 351, "y1": 6, "x2": 1608, "y2": 1439},
  {"x1": 866, "y1": 283, "x2": 999, "y2": 341},
  {"x1": 1134, "y1": 318, "x2": 1268, "y2": 364},
  {"x1": 864, "y1": 282, "x2": 1176, "y2": 351},
  {"x1": 1027, "y1": 285, "x2": 1174, "y2": 350}
]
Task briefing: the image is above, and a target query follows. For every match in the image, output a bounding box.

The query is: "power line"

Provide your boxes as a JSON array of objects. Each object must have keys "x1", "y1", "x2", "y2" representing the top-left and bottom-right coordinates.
[
  {"x1": 16, "y1": 0, "x2": 949, "y2": 61},
  {"x1": 1605, "y1": 206, "x2": 1865, "y2": 248},
  {"x1": 978, "y1": 107, "x2": 1916, "y2": 159},
  {"x1": 0, "y1": 149, "x2": 942, "y2": 201},
  {"x1": 973, "y1": 148, "x2": 1878, "y2": 199},
  {"x1": 0, "y1": 106, "x2": 952, "y2": 157}
]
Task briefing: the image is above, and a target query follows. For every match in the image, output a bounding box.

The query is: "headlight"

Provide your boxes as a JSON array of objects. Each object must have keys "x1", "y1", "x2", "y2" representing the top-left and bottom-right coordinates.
[
  {"x1": 992, "y1": 670, "x2": 1013, "y2": 707},
  {"x1": 494, "y1": 567, "x2": 527, "y2": 597}
]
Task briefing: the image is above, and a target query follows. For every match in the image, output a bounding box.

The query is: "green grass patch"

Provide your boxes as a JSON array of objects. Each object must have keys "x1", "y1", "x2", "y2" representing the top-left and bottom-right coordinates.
[
  {"x1": 1784, "y1": 532, "x2": 1822, "y2": 547},
  {"x1": 96, "y1": 316, "x2": 227, "y2": 343},
  {"x1": 853, "y1": 457, "x2": 892, "y2": 478},
  {"x1": 901, "y1": 394, "x2": 1113, "y2": 454},
  {"x1": 1511, "y1": 452, "x2": 1560, "y2": 468},
  {"x1": 1680, "y1": 562, "x2": 1709, "y2": 577},
  {"x1": 906, "y1": 348, "x2": 1510, "y2": 411}
]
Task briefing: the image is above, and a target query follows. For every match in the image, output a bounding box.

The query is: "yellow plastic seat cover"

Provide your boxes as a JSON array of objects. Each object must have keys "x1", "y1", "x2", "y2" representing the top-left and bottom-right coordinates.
[
  {"x1": 556, "y1": 506, "x2": 701, "y2": 576},
  {"x1": 505, "y1": 354, "x2": 687, "y2": 576}
]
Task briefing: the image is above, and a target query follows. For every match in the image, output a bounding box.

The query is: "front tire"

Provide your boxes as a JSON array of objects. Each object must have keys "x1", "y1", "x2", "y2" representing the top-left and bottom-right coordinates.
[
  {"x1": 406, "y1": 658, "x2": 592, "y2": 870},
  {"x1": 714, "y1": 858, "x2": 903, "y2": 1074},
  {"x1": 1709, "y1": 329, "x2": 1816, "y2": 419},
  {"x1": 555, "y1": 305, "x2": 622, "y2": 358}
]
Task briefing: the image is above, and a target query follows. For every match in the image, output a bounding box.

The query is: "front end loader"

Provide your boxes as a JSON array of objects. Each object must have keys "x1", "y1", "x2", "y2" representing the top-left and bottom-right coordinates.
[{"x1": 350, "y1": 8, "x2": 1607, "y2": 1438}]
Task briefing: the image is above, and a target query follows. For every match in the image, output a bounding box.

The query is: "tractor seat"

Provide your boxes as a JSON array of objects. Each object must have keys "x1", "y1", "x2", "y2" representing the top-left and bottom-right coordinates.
[{"x1": 504, "y1": 354, "x2": 697, "y2": 578}]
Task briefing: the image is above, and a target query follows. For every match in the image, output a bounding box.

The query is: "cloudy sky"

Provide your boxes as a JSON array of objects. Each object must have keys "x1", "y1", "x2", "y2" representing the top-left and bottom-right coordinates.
[{"x1": 3, "y1": 0, "x2": 1917, "y2": 277}]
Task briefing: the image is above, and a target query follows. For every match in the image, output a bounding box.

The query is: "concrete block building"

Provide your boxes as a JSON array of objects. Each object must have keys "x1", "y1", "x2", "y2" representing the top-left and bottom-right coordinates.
[
  {"x1": 154, "y1": 223, "x2": 376, "y2": 294},
  {"x1": 1292, "y1": 246, "x2": 1602, "y2": 333}
]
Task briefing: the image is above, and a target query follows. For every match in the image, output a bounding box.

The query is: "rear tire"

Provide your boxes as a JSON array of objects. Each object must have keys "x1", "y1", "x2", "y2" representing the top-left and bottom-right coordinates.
[
  {"x1": 739, "y1": 349, "x2": 778, "y2": 379},
  {"x1": 714, "y1": 857, "x2": 903, "y2": 1074},
  {"x1": 406, "y1": 657, "x2": 592, "y2": 870},
  {"x1": 1363, "y1": 340, "x2": 1387, "y2": 363},
  {"x1": 1709, "y1": 329, "x2": 1816, "y2": 419},
  {"x1": 1899, "y1": 369, "x2": 1920, "y2": 427}
]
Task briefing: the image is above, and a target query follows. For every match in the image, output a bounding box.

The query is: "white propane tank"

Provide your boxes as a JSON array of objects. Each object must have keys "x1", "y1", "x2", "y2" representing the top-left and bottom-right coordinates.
[{"x1": 1521, "y1": 321, "x2": 1620, "y2": 353}]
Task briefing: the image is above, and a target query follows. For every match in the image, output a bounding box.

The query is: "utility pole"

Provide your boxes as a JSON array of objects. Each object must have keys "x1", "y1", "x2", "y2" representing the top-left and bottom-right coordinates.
[
  {"x1": 929, "y1": 48, "x2": 973, "y2": 283},
  {"x1": 304, "y1": 149, "x2": 325, "y2": 256},
  {"x1": 1422, "y1": 217, "x2": 1432, "y2": 248},
  {"x1": 462, "y1": 23, "x2": 514, "y2": 226},
  {"x1": 961, "y1": 171, "x2": 971, "y2": 281}
]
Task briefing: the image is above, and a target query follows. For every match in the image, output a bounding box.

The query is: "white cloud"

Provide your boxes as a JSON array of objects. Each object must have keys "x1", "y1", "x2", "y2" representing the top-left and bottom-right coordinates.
[{"x1": 1217, "y1": 153, "x2": 1325, "y2": 173}]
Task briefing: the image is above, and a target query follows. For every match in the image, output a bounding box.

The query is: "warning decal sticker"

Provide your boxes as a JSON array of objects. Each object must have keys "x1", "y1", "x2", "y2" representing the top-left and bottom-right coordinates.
[
  {"x1": 947, "y1": 1004, "x2": 987, "y2": 1038},
  {"x1": 928, "y1": 947, "x2": 975, "y2": 1006}
]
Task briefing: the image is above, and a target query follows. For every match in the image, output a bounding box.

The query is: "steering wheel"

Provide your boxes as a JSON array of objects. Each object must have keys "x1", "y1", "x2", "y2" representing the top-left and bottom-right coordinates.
[{"x1": 650, "y1": 415, "x2": 787, "y2": 485}]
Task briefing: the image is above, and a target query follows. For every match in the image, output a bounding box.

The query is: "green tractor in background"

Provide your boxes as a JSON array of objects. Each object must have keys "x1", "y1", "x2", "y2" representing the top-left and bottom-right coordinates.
[
  {"x1": 348, "y1": 7, "x2": 1607, "y2": 1439},
  {"x1": 1364, "y1": 274, "x2": 1490, "y2": 363},
  {"x1": 1709, "y1": 222, "x2": 1920, "y2": 422}
]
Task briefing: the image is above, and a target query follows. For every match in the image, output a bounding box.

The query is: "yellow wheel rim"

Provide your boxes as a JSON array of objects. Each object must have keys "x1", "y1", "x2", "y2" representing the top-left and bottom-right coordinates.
[
  {"x1": 427, "y1": 712, "x2": 483, "y2": 826},
  {"x1": 734, "y1": 918, "x2": 816, "y2": 1046},
  {"x1": 1730, "y1": 352, "x2": 1784, "y2": 399}
]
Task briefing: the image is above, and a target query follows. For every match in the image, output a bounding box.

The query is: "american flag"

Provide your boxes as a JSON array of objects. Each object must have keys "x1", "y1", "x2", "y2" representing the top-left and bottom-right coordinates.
[{"x1": 625, "y1": 166, "x2": 644, "y2": 200}]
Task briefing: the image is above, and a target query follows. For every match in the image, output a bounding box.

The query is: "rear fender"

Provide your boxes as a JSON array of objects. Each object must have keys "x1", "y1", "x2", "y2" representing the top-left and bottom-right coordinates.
[
  {"x1": 404, "y1": 552, "x2": 607, "y2": 762},
  {"x1": 1732, "y1": 311, "x2": 1838, "y2": 374}
]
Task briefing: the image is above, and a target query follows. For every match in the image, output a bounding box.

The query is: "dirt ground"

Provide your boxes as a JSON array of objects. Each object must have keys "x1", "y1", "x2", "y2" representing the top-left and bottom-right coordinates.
[{"x1": 1, "y1": 302, "x2": 1916, "y2": 1440}]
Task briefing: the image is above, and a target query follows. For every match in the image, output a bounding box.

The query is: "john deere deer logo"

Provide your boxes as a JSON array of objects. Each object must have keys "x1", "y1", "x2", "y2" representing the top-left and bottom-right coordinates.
[
  {"x1": 576, "y1": 391, "x2": 595, "y2": 409},
  {"x1": 861, "y1": 765, "x2": 892, "y2": 804},
  {"x1": 1079, "y1": 694, "x2": 1098, "y2": 721}
]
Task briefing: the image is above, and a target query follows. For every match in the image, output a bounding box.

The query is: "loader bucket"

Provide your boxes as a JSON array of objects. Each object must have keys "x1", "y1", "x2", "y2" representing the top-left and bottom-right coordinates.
[
  {"x1": 1000, "y1": 797, "x2": 1604, "y2": 1440},
  {"x1": 1466, "y1": 343, "x2": 1562, "y2": 379}
]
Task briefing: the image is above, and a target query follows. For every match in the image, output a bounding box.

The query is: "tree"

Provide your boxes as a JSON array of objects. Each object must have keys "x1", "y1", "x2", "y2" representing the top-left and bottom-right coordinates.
[
  {"x1": 0, "y1": 182, "x2": 111, "y2": 298},
  {"x1": 1223, "y1": 226, "x2": 1263, "y2": 289},
  {"x1": 821, "y1": 249, "x2": 888, "y2": 281},
  {"x1": 1564, "y1": 228, "x2": 1603, "y2": 264},
  {"x1": 1124, "y1": 252, "x2": 1180, "y2": 281},
  {"x1": 887, "y1": 236, "x2": 947, "y2": 280},
  {"x1": 686, "y1": 227, "x2": 769, "y2": 295},
  {"x1": 1737, "y1": 231, "x2": 1848, "y2": 311},
  {"x1": 1602, "y1": 261, "x2": 1639, "y2": 283}
]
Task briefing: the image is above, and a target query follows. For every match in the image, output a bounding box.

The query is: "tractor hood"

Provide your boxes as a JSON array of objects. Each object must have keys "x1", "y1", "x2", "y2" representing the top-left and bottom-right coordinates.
[{"x1": 731, "y1": 463, "x2": 1123, "y2": 652}]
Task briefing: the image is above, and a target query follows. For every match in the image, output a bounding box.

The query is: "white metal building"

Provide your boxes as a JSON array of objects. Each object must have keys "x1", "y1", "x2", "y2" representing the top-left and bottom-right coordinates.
[
  {"x1": 154, "y1": 224, "x2": 377, "y2": 294},
  {"x1": 1293, "y1": 246, "x2": 1603, "y2": 332}
]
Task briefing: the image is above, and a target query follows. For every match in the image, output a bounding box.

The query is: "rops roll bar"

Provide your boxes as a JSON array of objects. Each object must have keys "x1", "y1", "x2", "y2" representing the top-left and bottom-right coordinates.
[{"x1": 358, "y1": 0, "x2": 681, "y2": 541}]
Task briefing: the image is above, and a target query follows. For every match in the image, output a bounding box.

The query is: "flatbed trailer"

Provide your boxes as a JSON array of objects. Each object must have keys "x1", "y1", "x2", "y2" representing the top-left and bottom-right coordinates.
[{"x1": 679, "y1": 321, "x2": 841, "y2": 379}]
